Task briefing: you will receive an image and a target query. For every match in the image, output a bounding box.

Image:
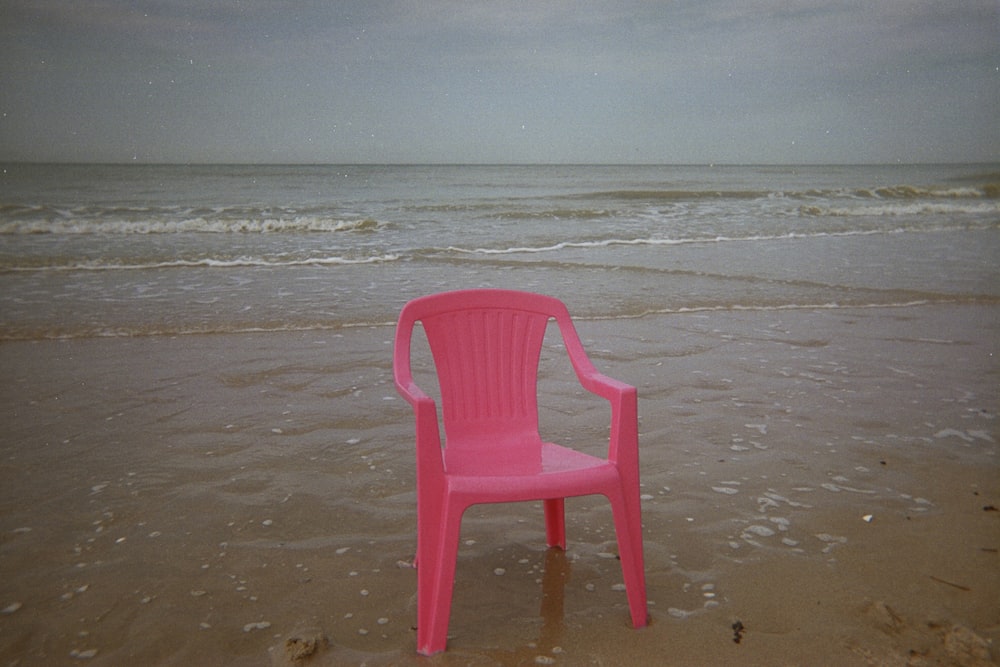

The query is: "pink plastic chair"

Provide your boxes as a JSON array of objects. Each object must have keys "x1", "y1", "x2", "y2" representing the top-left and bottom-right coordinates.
[{"x1": 393, "y1": 289, "x2": 648, "y2": 655}]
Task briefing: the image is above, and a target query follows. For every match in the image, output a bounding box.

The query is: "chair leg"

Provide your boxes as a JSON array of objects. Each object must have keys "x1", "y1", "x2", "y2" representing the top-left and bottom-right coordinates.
[
  {"x1": 414, "y1": 502, "x2": 436, "y2": 654},
  {"x1": 417, "y1": 499, "x2": 464, "y2": 656},
  {"x1": 544, "y1": 498, "x2": 566, "y2": 550},
  {"x1": 609, "y1": 488, "x2": 649, "y2": 628}
]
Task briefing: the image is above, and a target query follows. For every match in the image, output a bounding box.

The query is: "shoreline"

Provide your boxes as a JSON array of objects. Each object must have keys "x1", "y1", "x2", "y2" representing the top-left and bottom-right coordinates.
[{"x1": 1, "y1": 303, "x2": 997, "y2": 665}]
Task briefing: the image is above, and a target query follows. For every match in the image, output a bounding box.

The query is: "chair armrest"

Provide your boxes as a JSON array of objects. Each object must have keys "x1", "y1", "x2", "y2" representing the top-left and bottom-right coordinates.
[
  {"x1": 553, "y1": 314, "x2": 639, "y2": 466},
  {"x1": 394, "y1": 316, "x2": 446, "y2": 478},
  {"x1": 583, "y1": 373, "x2": 639, "y2": 466},
  {"x1": 395, "y1": 376, "x2": 433, "y2": 406},
  {"x1": 395, "y1": 377, "x2": 446, "y2": 478},
  {"x1": 576, "y1": 370, "x2": 634, "y2": 401}
]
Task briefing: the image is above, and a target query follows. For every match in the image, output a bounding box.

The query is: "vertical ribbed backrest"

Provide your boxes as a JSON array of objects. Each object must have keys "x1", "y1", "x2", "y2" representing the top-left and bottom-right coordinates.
[{"x1": 420, "y1": 304, "x2": 549, "y2": 447}]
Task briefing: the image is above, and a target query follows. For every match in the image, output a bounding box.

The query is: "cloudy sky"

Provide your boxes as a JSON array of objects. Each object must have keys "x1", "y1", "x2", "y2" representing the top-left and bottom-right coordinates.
[{"x1": 1, "y1": 0, "x2": 998, "y2": 164}]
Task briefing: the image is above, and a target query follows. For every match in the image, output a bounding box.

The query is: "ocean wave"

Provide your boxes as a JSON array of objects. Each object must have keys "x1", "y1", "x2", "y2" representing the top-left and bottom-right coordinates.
[
  {"x1": 0, "y1": 209, "x2": 384, "y2": 234},
  {"x1": 441, "y1": 226, "x2": 984, "y2": 256},
  {"x1": 4, "y1": 298, "x2": 990, "y2": 342},
  {"x1": 405, "y1": 201, "x2": 615, "y2": 220},
  {"x1": 800, "y1": 202, "x2": 1000, "y2": 217},
  {"x1": 447, "y1": 237, "x2": 683, "y2": 254},
  {"x1": 856, "y1": 184, "x2": 999, "y2": 199},
  {"x1": 0, "y1": 321, "x2": 393, "y2": 341},
  {"x1": 3, "y1": 253, "x2": 400, "y2": 272},
  {"x1": 492, "y1": 208, "x2": 614, "y2": 220},
  {"x1": 568, "y1": 182, "x2": 999, "y2": 203},
  {"x1": 575, "y1": 189, "x2": 770, "y2": 201},
  {"x1": 589, "y1": 298, "x2": 994, "y2": 321}
]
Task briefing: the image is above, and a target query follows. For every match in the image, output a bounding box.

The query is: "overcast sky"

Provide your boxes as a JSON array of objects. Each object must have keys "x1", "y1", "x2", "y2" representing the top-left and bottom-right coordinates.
[{"x1": 1, "y1": 0, "x2": 998, "y2": 164}]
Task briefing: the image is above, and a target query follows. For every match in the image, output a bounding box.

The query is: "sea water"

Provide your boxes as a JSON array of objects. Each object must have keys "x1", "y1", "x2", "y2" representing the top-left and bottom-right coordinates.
[
  {"x1": 1, "y1": 163, "x2": 999, "y2": 665},
  {"x1": 1, "y1": 163, "x2": 997, "y2": 340}
]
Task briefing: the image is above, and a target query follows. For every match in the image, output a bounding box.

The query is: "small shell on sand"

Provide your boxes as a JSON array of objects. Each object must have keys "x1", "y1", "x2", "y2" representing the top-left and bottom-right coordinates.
[
  {"x1": 243, "y1": 621, "x2": 271, "y2": 632},
  {"x1": 70, "y1": 648, "x2": 98, "y2": 659}
]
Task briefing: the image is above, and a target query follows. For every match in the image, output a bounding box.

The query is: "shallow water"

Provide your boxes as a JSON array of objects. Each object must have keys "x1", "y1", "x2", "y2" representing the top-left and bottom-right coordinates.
[
  {"x1": 1, "y1": 304, "x2": 997, "y2": 665},
  {"x1": 1, "y1": 163, "x2": 998, "y2": 339}
]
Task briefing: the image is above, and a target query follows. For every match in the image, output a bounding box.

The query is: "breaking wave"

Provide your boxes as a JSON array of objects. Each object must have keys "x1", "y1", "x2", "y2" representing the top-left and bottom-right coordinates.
[
  {"x1": 571, "y1": 182, "x2": 1000, "y2": 203},
  {"x1": 800, "y1": 202, "x2": 1000, "y2": 217},
  {"x1": 443, "y1": 224, "x2": 994, "y2": 256},
  {"x1": 2, "y1": 253, "x2": 400, "y2": 272},
  {"x1": 0, "y1": 205, "x2": 384, "y2": 234}
]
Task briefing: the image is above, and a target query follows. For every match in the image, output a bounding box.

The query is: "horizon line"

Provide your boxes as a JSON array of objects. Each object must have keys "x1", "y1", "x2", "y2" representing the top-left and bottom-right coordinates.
[{"x1": 3, "y1": 160, "x2": 999, "y2": 168}]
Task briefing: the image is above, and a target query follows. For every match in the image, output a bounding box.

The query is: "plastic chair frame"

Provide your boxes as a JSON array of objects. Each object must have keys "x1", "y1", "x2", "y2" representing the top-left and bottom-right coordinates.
[{"x1": 393, "y1": 289, "x2": 648, "y2": 655}]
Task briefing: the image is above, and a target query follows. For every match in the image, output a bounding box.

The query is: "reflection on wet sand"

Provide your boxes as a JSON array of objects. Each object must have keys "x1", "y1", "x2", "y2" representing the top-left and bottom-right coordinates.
[{"x1": 482, "y1": 547, "x2": 571, "y2": 665}]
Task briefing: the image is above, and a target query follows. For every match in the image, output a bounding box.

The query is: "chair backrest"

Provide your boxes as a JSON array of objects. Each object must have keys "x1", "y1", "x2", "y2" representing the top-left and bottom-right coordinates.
[{"x1": 396, "y1": 290, "x2": 569, "y2": 454}]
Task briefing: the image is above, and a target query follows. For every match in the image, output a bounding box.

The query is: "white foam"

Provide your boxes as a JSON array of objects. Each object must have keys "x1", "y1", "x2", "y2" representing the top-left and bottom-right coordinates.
[
  {"x1": 935, "y1": 428, "x2": 994, "y2": 443},
  {"x1": 1, "y1": 215, "x2": 384, "y2": 235},
  {"x1": 10, "y1": 253, "x2": 400, "y2": 272},
  {"x1": 242, "y1": 621, "x2": 271, "y2": 632},
  {"x1": 743, "y1": 525, "x2": 776, "y2": 537},
  {"x1": 801, "y1": 201, "x2": 999, "y2": 218}
]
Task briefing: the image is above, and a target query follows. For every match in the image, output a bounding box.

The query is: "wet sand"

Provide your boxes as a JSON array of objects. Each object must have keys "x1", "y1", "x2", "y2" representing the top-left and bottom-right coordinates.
[{"x1": 1, "y1": 304, "x2": 997, "y2": 666}]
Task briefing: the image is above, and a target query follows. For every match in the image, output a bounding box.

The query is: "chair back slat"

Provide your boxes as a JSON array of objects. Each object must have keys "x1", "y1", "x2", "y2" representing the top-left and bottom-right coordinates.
[{"x1": 421, "y1": 306, "x2": 548, "y2": 447}]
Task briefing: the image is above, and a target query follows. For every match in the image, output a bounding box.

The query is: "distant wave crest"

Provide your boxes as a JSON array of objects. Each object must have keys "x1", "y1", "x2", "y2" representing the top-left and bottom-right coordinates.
[
  {"x1": 578, "y1": 189, "x2": 772, "y2": 201},
  {"x1": 856, "y1": 184, "x2": 999, "y2": 199},
  {"x1": 0, "y1": 205, "x2": 384, "y2": 234},
  {"x1": 4, "y1": 253, "x2": 400, "y2": 272},
  {"x1": 800, "y1": 201, "x2": 1000, "y2": 217},
  {"x1": 573, "y1": 182, "x2": 1000, "y2": 203},
  {"x1": 442, "y1": 226, "x2": 990, "y2": 256}
]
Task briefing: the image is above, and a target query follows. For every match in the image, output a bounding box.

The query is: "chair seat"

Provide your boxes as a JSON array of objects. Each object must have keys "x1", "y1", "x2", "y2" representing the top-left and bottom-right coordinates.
[
  {"x1": 444, "y1": 441, "x2": 606, "y2": 475},
  {"x1": 444, "y1": 442, "x2": 620, "y2": 501}
]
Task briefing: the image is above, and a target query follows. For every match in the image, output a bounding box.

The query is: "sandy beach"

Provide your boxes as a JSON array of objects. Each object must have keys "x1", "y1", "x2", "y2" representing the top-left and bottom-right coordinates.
[{"x1": 1, "y1": 303, "x2": 997, "y2": 666}]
